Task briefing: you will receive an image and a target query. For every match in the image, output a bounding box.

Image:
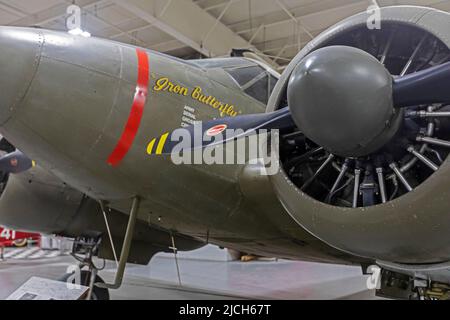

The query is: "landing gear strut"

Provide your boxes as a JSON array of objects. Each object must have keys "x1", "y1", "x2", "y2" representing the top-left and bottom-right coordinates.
[
  {"x1": 60, "y1": 197, "x2": 140, "y2": 299},
  {"x1": 60, "y1": 232, "x2": 110, "y2": 300}
]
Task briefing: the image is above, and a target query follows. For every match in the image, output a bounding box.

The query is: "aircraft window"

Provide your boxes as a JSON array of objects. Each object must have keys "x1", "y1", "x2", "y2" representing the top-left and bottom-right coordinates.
[
  {"x1": 244, "y1": 74, "x2": 269, "y2": 105},
  {"x1": 226, "y1": 65, "x2": 266, "y2": 87},
  {"x1": 191, "y1": 58, "x2": 279, "y2": 105}
]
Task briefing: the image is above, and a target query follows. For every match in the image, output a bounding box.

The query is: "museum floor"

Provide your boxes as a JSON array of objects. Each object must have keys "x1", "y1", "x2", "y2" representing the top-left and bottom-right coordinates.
[{"x1": 0, "y1": 246, "x2": 379, "y2": 300}]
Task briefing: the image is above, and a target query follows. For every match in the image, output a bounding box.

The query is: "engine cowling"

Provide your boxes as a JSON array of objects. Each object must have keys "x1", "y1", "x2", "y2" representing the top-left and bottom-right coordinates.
[{"x1": 267, "y1": 6, "x2": 450, "y2": 264}]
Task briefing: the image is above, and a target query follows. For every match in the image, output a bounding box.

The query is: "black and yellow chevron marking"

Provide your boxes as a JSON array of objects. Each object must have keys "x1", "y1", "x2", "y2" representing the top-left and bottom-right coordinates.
[{"x1": 147, "y1": 133, "x2": 169, "y2": 155}]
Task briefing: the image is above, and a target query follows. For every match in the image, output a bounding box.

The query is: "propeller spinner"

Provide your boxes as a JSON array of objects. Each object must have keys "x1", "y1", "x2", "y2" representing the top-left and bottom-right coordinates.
[
  {"x1": 287, "y1": 46, "x2": 402, "y2": 158},
  {"x1": 0, "y1": 138, "x2": 33, "y2": 174}
]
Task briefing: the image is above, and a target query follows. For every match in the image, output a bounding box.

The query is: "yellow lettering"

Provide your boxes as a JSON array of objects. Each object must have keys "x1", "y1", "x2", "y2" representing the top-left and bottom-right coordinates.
[
  {"x1": 192, "y1": 87, "x2": 202, "y2": 100},
  {"x1": 199, "y1": 95, "x2": 210, "y2": 104},
  {"x1": 204, "y1": 96, "x2": 213, "y2": 105},
  {"x1": 173, "y1": 85, "x2": 181, "y2": 94},
  {"x1": 154, "y1": 78, "x2": 169, "y2": 91},
  {"x1": 167, "y1": 82, "x2": 175, "y2": 92},
  {"x1": 227, "y1": 106, "x2": 238, "y2": 117},
  {"x1": 219, "y1": 104, "x2": 228, "y2": 112},
  {"x1": 155, "y1": 79, "x2": 241, "y2": 117},
  {"x1": 153, "y1": 77, "x2": 189, "y2": 97},
  {"x1": 180, "y1": 87, "x2": 189, "y2": 96}
]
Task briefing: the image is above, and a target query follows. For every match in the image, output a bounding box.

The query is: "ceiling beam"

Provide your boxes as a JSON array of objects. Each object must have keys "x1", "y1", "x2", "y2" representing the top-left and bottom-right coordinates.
[
  {"x1": 111, "y1": 0, "x2": 279, "y2": 68},
  {"x1": 0, "y1": 0, "x2": 27, "y2": 18},
  {"x1": 274, "y1": 0, "x2": 314, "y2": 39},
  {"x1": 150, "y1": 39, "x2": 185, "y2": 52},
  {"x1": 60, "y1": 0, "x2": 148, "y2": 46},
  {"x1": 8, "y1": 0, "x2": 108, "y2": 27},
  {"x1": 234, "y1": 0, "x2": 367, "y2": 38}
]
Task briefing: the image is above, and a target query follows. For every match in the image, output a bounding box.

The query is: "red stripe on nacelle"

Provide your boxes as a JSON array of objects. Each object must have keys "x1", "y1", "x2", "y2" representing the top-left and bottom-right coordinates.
[{"x1": 107, "y1": 48, "x2": 150, "y2": 167}]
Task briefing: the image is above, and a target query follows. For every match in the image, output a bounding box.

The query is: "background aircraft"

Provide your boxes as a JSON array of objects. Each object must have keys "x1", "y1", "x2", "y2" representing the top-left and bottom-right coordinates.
[{"x1": 1, "y1": 5, "x2": 450, "y2": 300}]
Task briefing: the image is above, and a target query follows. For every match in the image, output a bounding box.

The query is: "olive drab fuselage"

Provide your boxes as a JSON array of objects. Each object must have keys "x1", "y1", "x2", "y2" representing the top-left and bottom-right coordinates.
[{"x1": 0, "y1": 27, "x2": 359, "y2": 264}]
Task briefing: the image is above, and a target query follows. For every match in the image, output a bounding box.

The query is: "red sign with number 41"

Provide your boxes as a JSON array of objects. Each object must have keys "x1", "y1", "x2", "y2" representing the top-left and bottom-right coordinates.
[{"x1": 0, "y1": 227, "x2": 40, "y2": 247}]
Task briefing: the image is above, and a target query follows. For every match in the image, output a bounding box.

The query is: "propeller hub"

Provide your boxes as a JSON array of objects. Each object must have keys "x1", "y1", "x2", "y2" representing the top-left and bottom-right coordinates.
[{"x1": 287, "y1": 46, "x2": 402, "y2": 157}]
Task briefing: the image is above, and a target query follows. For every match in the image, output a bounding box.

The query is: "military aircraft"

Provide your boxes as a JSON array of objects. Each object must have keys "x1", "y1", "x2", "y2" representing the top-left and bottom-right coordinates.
[{"x1": 1, "y1": 5, "x2": 450, "y2": 300}]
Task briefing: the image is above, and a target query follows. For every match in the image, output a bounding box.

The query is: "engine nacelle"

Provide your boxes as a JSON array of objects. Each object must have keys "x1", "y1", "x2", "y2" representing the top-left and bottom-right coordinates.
[
  {"x1": 267, "y1": 6, "x2": 450, "y2": 264},
  {"x1": 0, "y1": 166, "x2": 83, "y2": 233}
]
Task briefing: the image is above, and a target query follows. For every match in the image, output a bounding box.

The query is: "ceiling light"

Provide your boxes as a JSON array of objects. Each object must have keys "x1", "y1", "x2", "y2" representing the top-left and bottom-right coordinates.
[{"x1": 68, "y1": 28, "x2": 91, "y2": 38}]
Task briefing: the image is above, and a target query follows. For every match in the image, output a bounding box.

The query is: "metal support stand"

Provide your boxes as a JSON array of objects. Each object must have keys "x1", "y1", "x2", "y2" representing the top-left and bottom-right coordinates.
[
  {"x1": 99, "y1": 201, "x2": 119, "y2": 267},
  {"x1": 97, "y1": 197, "x2": 140, "y2": 290},
  {"x1": 87, "y1": 268, "x2": 98, "y2": 300}
]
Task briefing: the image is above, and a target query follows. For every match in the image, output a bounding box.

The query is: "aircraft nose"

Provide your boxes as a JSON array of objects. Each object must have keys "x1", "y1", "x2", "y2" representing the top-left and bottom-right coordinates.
[{"x1": 0, "y1": 27, "x2": 43, "y2": 125}]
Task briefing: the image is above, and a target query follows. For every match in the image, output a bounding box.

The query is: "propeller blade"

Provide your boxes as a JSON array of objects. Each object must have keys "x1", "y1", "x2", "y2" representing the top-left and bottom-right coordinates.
[
  {"x1": 393, "y1": 61, "x2": 450, "y2": 107},
  {"x1": 0, "y1": 150, "x2": 34, "y2": 174},
  {"x1": 147, "y1": 108, "x2": 295, "y2": 156}
]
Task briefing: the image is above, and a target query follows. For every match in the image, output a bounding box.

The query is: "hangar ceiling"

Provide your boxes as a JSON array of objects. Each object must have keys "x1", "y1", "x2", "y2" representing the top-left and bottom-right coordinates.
[{"x1": 1, "y1": 0, "x2": 450, "y2": 70}]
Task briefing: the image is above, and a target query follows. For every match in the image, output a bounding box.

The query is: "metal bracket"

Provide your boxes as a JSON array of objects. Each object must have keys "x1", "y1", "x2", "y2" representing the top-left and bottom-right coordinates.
[
  {"x1": 170, "y1": 233, "x2": 182, "y2": 286},
  {"x1": 96, "y1": 196, "x2": 141, "y2": 290}
]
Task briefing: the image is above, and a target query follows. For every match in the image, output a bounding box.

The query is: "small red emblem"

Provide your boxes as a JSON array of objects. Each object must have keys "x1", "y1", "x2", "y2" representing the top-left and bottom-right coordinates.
[
  {"x1": 10, "y1": 158, "x2": 18, "y2": 167},
  {"x1": 206, "y1": 124, "x2": 228, "y2": 137}
]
